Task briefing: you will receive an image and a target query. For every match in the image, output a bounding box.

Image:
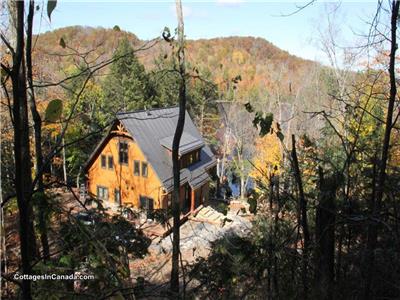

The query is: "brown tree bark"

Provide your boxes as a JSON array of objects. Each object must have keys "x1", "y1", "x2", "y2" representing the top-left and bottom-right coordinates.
[
  {"x1": 291, "y1": 134, "x2": 310, "y2": 299},
  {"x1": 170, "y1": 0, "x2": 186, "y2": 295},
  {"x1": 26, "y1": 0, "x2": 50, "y2": 261},
  {"x1": 10, "y1": 1, "x2": 37, "y2": 298}
]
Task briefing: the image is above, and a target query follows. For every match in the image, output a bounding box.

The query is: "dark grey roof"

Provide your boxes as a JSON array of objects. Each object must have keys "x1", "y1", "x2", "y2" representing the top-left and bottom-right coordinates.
[
  {"x1": 117, "y1": 106, "x2": 216, "y2": 192},
  {"x1": 159, "y1": 132, "x2": 205, "y2": 156}
]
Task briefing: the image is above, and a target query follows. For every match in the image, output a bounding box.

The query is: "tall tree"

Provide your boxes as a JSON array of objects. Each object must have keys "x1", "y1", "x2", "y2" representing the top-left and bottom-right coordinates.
[
  {"x1": 170, "y1": 0, "x2": 186, "y2": 295},
  {"x1": 291, "y1": 134, "x2": 310, "y2": 299},
  {"x1": 26, "y1": 0, "x2": 50, "y2": 260},
  {"x1": 364, "y1": 1, "x2": 400, "y2": 298},
  {"x1": 103, "y1": 38, "x2": 151, "y2": 114},
  {"x1": 1, "y1": 1, "x2": 38, "y2": 298}
]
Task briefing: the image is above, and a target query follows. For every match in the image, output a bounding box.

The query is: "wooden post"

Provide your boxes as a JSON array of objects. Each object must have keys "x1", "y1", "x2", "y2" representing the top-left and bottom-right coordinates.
[{"x1": 191, "y1": 189, "x2": 195, "y2": 212}]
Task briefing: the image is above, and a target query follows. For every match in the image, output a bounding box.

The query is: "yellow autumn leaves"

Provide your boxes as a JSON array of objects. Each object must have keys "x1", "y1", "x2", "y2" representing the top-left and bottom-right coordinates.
[{"x1": 250, "y1": 123, "x2": 283, "y2": 187}]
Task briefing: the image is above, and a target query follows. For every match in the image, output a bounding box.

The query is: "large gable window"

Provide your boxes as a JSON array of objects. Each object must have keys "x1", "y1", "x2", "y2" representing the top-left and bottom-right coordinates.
[{"x1": 119, "y1": 141, "x2": 129, "y2": 165}]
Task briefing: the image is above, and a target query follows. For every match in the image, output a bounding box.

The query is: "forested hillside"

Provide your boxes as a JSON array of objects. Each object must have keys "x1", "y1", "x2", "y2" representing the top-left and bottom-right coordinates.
[
  {"x1": 2, "y1": 2, "x2": 400, "y2": 299},
  {"x1": 35, "y1": 25, "x2": 323, "y2": 107},
  {"x1": 33, "y1": 25, "x2": 330, "y2": 139},
  {"x1": 35, "y1": 26, "x2": 315, "y2": 87}
]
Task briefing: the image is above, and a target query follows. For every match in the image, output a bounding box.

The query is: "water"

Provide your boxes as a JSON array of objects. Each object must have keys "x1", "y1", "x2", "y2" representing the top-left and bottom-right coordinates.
[{"x1": 228, "y1": 177, "x2": 254, "y2": 198}]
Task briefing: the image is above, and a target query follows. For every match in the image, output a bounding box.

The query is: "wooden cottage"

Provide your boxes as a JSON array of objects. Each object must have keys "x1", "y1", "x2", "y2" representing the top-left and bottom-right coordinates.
[{"x1": 84, "y1": 106, "x2": 216, "y2": 214}]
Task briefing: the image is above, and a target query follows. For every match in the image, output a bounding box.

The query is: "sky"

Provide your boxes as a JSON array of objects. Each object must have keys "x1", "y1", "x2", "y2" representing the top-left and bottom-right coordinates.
[{"x1": 34, "y1": 1, "x2": 380, "y2": 65}]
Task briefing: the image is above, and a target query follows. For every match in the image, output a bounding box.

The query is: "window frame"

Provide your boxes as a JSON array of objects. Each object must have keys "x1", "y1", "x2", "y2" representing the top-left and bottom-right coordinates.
[
  {"x1": 100, "y1": 155, "x2": 107, "y2": 169},
  {"x1": 133, "y1": 160, "x2": 140, "y2": 176},
  {"x1": 118, "y1": 141, "x2": 129, "y2": 165},
  {"x1": 114, "y1": 188, "x2": 121, "y2": 205},
  {"x1": 180, "y1": 149, "x2": 201, "y2": 169},
  {"x1": 139, "y1": 195, "x2": 154, "y2": 219},
  {"x1": 96, "y1": 186, "x2": 109, "y2": 201},
  {"x1": 108, "y1": 156, "x2": 114, "y2": 170},
  {"x1": 141, "y1": 161, "x2": 148, "y2": 177},
  {"x1": 194, "y1": 150, "x2": 200, "y2": 162}
]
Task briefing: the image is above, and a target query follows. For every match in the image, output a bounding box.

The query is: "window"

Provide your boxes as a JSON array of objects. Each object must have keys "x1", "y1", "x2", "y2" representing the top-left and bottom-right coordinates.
[
  {"x1": 194, "y1": 150, "x2": 200, "y2": 162},
  {"x1": 114, "y1": 189, "x2": 121, "y2": 205},
  {"x1": 140, "y1": 196, "x2": 154, "y2": 218},
  {"x1": 141, "y1": 162, "x2": 148, "y2": 177},
  {"x1": 119, "y1": 142, "x2": 128, "y2": 164},
  {"x1": 96, "y1": 186, "x2": 108, "y2": 200},
  {"x1": 101, "y1": 155, "x2": 106, "y2": 168},
  {"x1": 108, "y1": 156, "x2": 114, "y2": 169},
  {"x1": 134, "y1": 160, "x2": 140, "y2": 176},
  {"x1": 139, "y1": 196, "x2": 147, "y2": 209},
  {"x1": 180, "y1": 150, "x2": 201, "y2": 169}
]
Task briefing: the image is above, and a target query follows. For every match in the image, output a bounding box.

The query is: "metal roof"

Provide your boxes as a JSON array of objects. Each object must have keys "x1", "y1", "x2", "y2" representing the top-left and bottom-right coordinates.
[
  {"x1": 116, "y1": 106, "x2": 216, "y2": 191},
  {"x1": 159, "y1": 132, "x2": 205, "y2": 156}
]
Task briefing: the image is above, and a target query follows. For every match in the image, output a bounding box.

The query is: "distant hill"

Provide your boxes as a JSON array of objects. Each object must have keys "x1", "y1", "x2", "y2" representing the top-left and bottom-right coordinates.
[
  {"x1": 33, "y1": 26, "x2": 327, "y2": 136},
  {"x1": 34, "y1": 26, "x2": 318, "y2": 91}
]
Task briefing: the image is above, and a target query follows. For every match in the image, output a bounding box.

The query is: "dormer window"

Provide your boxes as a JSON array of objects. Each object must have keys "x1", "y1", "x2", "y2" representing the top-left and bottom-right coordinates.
[{"x1": 180, "y1": 149, "x2": 201, "y2": 169}]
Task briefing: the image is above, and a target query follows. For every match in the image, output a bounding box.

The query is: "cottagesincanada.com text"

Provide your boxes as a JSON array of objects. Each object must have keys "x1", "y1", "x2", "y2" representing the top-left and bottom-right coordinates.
[{"x1": 13, "y1": 273, "x2": 95, "y2": 281}]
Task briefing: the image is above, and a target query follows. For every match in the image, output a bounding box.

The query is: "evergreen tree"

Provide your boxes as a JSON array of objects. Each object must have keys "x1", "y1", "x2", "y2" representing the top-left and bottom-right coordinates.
[
  {"x1": 149, "y1": 53, "x2": 219, "y2": 140},
  {"x1": 103, "y1": 38, "x2": 152, "y2": 113},
  {"x1": 149, "y1": 54, "x2": 181, "y2": 107}
]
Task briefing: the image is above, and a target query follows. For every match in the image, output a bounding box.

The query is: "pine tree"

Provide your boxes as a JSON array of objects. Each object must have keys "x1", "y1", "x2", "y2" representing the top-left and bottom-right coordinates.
[{"x1": 103, "y1": 38, "x2": 151, "y2": 113}]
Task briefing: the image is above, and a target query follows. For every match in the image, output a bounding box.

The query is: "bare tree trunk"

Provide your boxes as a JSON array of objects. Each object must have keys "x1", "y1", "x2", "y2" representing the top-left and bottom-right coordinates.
[
  {"x1": 266, "y1": 177, "x2": 274, "y2": 300},
  {"x1": 268, "y1": 174, "x2": 274, "y2": 211},
  {"x1": 26, "y1": 0, "x2": 50, "y2": 261},
  {"x1": 62, "y1": 136, "x2": 67, "y2": 183},
  {"x1": 273, "y1": 177, "x2": 280, "y2": 298},
  {"x1": 364, "y1": 2, "x2": 399, "y2": 298},
  {"x1": 77, "y1": 166, "x2": 82, "y2": 189},
  {"x1": 291, "y1": 134, "x2": 310, "y2": 299},
  {"x1": 200, "y1": 102, "x2": 204, "y2": 135},
  {"x1": 217, "y1": 132, "x2": 229, "y2": 199},
  {"x1": 240, "y1": 168, "x2": 245, "y2": 199},
  {"x1": 170, "y1": 0, "x2": 186, "y2": 295},
  {"x1": 0, "y1": 205, "x2": 7, "y2": 291},
  {"x1": 315, "y1": 167, "x2": 337, "y2": 300},
  {"x1": 10, "y1": 1, "x2": 37, "y2": 298}
]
